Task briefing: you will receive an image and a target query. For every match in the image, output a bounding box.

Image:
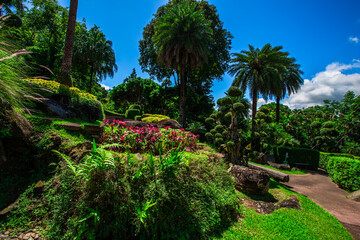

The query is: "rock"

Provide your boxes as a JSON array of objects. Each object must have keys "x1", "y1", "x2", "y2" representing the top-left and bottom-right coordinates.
[
  {"x1": 347, "y1": 190, "x2": 360, "y2": 202},
  {"x1": 278, "y1": 196, "x2": 301, "y2": 210},
  {"x1": 229, "y1": 165, "x2": 270, "y2": 195},
  {"x1": 155, "y1": 119, "x2": 181, "y2": 129},
  {"x1": 84, "y1": 125, "x2": 103, "y2": 135},
  {"x1": 268, "y1": 161, "x2": 291, "y2": 171},
  {"x1": 58, "y1": 123, "x2": 82, "y2": 131},
  {"x1": 36, "y1": 98, "x2": 76, "y2": 118}
]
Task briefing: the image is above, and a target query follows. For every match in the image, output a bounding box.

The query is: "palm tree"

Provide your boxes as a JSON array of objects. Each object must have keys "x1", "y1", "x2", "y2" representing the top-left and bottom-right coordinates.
[
  {"x1": 229, "y1": 44, "x2": 289, "y2": 135},
  {"x1": 271, "y1": 62, "x2": 303, "y2": 122},
  {"x1": 58, "y1": 0, "x2": 78, "y2": 87},
  {"x1": 73, "y1": 26, "x2": 117, "y2": 93},
  {"x1": 151, "y1": 0, "x2": 213, "y2": 127}
]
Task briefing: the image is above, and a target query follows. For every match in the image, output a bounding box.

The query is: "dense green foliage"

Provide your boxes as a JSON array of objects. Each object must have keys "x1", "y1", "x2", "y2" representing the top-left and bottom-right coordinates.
[
  {"x1": 273, "y1": 146, "x2": 320, "y2": 170},
  {"x1": 46, "y1": 147, "x2": 238, "y2": 239},
  {"x1": 327, "y1": 157, "x2": 360, "y2": 192},
  {"x1": 319, "y1": 152, "x2": 355, "y2": 170}
]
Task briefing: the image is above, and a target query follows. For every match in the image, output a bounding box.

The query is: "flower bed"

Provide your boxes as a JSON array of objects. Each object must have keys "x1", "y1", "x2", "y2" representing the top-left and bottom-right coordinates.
[{"x1": 100, "y1": 119, "x2": 199, "y2": 153}]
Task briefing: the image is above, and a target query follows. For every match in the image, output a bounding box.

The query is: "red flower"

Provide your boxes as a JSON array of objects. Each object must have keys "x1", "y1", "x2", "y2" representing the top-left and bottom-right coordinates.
[{"x1": 120, "y1": 136, "x2": 124, "y2": 140}]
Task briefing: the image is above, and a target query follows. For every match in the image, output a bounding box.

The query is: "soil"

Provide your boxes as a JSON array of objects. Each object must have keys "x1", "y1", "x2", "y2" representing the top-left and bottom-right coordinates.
[{"x1": 284, "y1": 170, "x2": 360, "y2": 240}]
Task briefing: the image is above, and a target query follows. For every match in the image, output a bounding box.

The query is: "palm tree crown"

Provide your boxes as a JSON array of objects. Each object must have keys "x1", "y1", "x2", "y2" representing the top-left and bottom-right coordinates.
[
  {"x1": 229, "y1": 44, "x2": 289, "y2": 134},
  {"x1": 152, "y1": 0, "x2": 213, "y2": 127}
]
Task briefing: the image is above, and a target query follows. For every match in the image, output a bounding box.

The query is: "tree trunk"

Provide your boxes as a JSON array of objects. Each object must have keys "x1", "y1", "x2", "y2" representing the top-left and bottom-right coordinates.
[
  {"x1": 179, "y1": 71, "x2": 187, "y2": 128},
  {"x1": 251, "y1": 87, "x2": 258, "y2": 136},
  {"x1": 276, "y1": 96, "x2": 280, "y2": 123},
  {"x1": 58, "y1": 0, "x2": 78, "y2": 88},
  {"x1": 89, "y1": 64, "x2": 94, "y2": 93}
]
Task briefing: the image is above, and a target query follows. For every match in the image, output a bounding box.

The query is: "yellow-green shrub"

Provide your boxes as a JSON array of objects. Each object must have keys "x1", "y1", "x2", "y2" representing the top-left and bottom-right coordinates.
[
  {"x1": 24, "y1": 79, "x2": 97, "y2": 100},
  {"x1": 142, "y1": 114, "x2": 170, "y2": 123}
]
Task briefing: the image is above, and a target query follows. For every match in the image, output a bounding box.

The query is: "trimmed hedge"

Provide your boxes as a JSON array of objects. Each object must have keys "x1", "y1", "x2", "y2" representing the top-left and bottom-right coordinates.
[
  {"x1": 125, "y1": 109, "x2": 140, "y2": 120},
  {"x1": 273, "y1": 146, "x2": 320, "y2": 170},
  {"x1": 327, "y1": 157, "x2": 360, "y2": 191},
  {"x1": 319, "y1": 152, "x2": 354, "y2": 170},
  {"x1": 134, "y1": 115, "x2": 142, "y2": 121}
]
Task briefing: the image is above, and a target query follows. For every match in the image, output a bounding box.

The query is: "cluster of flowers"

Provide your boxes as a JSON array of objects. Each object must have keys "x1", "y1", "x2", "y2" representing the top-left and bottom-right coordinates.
[{"x1": 100, "y1": 119, "x2": 199, "y2": 153}]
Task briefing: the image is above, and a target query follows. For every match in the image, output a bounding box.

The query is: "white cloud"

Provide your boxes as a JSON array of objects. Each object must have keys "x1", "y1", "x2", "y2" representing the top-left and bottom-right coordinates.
[
  {"x1": 257, "y1": 98, "x2": 274, "y2": 109},
  {"x1": 100, "y1": 83, "x2": 112, "y2": 91},
  {"x1": 349, "y1": 36, "x2": 359, "y2": 43},
  {"x1": 283, "y1": 60, "x2": 360, "y2": 109}
]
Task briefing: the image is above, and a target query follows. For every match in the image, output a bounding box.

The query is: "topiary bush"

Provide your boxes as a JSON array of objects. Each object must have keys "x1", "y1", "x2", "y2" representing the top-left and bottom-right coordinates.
[
  {"x1": 327, "y1": 156, "x2": 360, "y2": 191},
  {"x1": 135, "y1": 115, "x2": 142, "y2": 121},
  {"x1": 125, "y1": 109, "x2": 140, "y2": 120},
  {"x1": 129, "y1": 104, "x2": 141, "y2": 110}
]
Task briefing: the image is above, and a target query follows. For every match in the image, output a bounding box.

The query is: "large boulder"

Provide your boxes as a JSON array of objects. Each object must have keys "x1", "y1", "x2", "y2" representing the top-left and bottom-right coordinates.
[
  {"x1": 229, "y1": 165, "x2": 270, "y2": 195},
  {"x1": 347, "y1": 190, "x2": 360, "y2": 202},
  {"x1": 155, "y1": 119, "x2": 181, "y2": 129},
  {"x1": 36, "y1": 97, "x2": 76, "y2": 118}
]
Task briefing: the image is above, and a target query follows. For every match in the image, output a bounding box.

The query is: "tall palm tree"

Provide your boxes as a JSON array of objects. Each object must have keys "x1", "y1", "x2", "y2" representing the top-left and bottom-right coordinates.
[
  {"x1": 152, "y1": 0, "x2": 213, "y2": 127},
  {"x1": 229, "y1": 44, "x2": 289, "y2": 135},
  {"x1": 58, "y1": 0, "x2": 78, "y2": 87},
  {"x1": 271, "y1": 62, "x2": 303, "y2": 122},
  {"x1": 73, "y1": 26, "x2": 117, "y2": 93}
]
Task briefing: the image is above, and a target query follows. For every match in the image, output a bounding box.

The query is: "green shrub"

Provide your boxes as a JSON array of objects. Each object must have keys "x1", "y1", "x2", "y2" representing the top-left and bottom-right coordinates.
[
  {"x1": 71, "y1": 97, "x2": 105, "y2": 122},
  {"x1": 322, "y1": 121, "x2": 335, "y2": 128},
  {"x1": 205, "y1": 132, "x2": 213, "y2": 140},
  {"x1": 273, "y1": 146, "x2": 320, "y2": 170},
  {"x1": 205, "y1": 117, "x2": 215, "y2": 125},
  {"x1": 215, "y1": 125, "x2": 225, "y2": 133},
  {"x1": 319, "y1": 152, "x2": 354, "y2": 170},
  {"x1": 310, "y1": 121, "x2": 321, "y2": 128},
  {"x1": 210, "y1": 129, "x2": 217, "y2": 135},
  {"x1": 47, "y1": 148, "x2": 238, "y2": 239},
  {"x1": 215, "y1": 137, "x2": 224, "y2": 147},
  {"x1": 218, "y1": 97, "x2": 232, "y2": 106},
  {"x1": 125, "y1": 109, "x2": 140, "y2": 120},
  {"x1": 135, "y1": 115, "x2": 142, "y2": 121},
  {"x1": 215, "y1": 133, "x2": 223, "y2": 139},
  {"x1": 129, "y1": 104, "x2": 141, "y2": 110},
  {"x1": 233, "y1": 102, "x2": 245, "y2": 112},
  {"x1": 227, "y1": 86, "x2": 242, "y2": 97},
  {"x1": 119, "y1": 114, "x2": 125, "y2": 118},
  {"x1": 327, "y1": 157, "x2": 360, "y2": 191}
]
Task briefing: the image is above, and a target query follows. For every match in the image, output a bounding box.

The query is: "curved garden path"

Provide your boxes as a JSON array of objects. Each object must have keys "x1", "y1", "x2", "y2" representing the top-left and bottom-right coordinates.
[{"x1": 284, "y1": 170, "x2": 360, "y2": 240}]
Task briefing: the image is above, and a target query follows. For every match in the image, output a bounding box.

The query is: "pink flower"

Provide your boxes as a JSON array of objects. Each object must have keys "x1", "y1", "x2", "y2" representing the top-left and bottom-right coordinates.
[
  {"x1": 110, "y1": 123, "x2": 114, "y2": 127},
  {"x1": 150, "y1": 137, "x2": 156, "y2": 142}
]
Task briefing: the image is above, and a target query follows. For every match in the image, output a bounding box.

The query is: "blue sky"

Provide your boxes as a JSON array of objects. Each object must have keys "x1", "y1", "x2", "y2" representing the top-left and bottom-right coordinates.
[{"x1": 55, "y1": 0, "x2": 360, "y2": 108}]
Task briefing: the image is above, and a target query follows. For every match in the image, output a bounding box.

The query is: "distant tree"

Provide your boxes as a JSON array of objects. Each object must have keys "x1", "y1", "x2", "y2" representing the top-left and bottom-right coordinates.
[
  {"x1": 139, "y1": 0, "x2": 232, "y2": 126},
  {"x1": 271, "y1": 61, "x2": 303, "y2": 122},
  {"x1": 16, "y1": 0, "x2": 68, "y2": 78},
  {"x1": 73, "y1": 25, "x2": 117, "y2": 93},
  {"x1": 58, "y1": 0, "x2": 78, "y2": 87},
  {"x1": 151, "y1": 0, "x2": 213, "y2": 127},
  {"x1": 124, "y1": 68, "x2": 137, "y2": 83},
  {"x1": 229, "y1": 44, "x2": 290, "y2": 135}
]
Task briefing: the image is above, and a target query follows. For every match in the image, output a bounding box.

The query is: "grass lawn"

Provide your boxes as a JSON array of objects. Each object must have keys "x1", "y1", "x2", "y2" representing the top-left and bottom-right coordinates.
[
  {"x1": 214, "y1": 180, "x2": 352, "y2": 240},
  {"x1": 249, "y1": 161, "x2": 307, "y2": 175}
]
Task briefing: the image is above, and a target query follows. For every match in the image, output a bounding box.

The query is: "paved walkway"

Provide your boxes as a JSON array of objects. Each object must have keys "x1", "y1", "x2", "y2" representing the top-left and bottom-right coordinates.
[{"x1": 284, "y1": 170, "x2": 360, "y2": 240}]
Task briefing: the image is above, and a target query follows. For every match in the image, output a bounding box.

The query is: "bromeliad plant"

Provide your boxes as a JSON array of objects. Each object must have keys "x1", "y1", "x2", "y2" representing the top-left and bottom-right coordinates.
[{"x1": 100, "y1": 119, "x2": 199, "y2": 153}]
